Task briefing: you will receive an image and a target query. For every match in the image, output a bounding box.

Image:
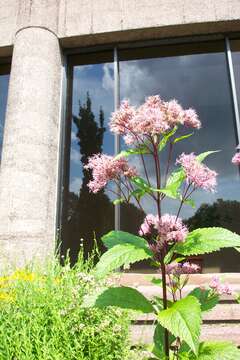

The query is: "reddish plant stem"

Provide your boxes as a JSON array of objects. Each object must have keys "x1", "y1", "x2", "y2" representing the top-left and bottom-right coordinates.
[{"x1": 152, "y1": 141, "x2": 170, "y2": 358}]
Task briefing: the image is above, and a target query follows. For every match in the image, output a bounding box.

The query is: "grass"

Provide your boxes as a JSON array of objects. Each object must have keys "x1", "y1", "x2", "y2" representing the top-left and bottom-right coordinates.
[{"x1": 0, "y1": 251, "x2": 131, "y2": 360}]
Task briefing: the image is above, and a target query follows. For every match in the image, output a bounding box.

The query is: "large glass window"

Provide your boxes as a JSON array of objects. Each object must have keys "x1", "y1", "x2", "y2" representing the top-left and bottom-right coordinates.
[
  {"x1": 62, "y1": 40, "x2": 240, "y2": 272},
  {"x1": 0, "y1": 64, "x2": 10, "y2": 161},
  {"x1": 119, "y1": 42, "x2": 240, "y2": 272}
]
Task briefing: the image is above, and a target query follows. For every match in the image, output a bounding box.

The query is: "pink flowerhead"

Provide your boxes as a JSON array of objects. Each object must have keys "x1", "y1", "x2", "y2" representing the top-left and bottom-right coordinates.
[
  {"x1": 157, "y1": 214, "x2": 188, "y2": 244},
  {"x1": 164, "y1": 99, "x2": 184, "y2": 126},
  {"x1": 166, "y1": 262, "x2": 200, "y2": 275},
  {"x1": 232, "y1": 152, "x2": 240, "y2": 165},
  {"x1": 183, "y1": 108, "x2": 201, "y2": 129},
  {"x1": 209, "y1": 276, "x2": 232, "y2": 296},
  {"x1": 176, "y1": 153, "x2": 217, "y2": 192},
  {"x1": 85, "y1": 154, "x2": 137, "y2": 193},
  {"x1": 109, "y1": 96, "x2": 201, "y2": 146},
  {"x1": 134, "y1": 95, "x2": 170, "y2": 136},
  {"x1": 139, "y1": 213, "x2": 188, "y2": 244},
  {"x1": 110, "y1": 100, "x2": 136, "y2": 135},
  {"x1": 139, "y1": 214, "x2": 158, "y2": 236}
]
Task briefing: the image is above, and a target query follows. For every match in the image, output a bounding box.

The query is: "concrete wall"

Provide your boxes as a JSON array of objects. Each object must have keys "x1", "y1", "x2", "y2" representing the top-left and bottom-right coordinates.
[
  {"x1": 1, "y1": 0, "x2": 240, "y2": 55},
  {"x1": 0, "y1": 0, "x2": 240, "y2": 267}
]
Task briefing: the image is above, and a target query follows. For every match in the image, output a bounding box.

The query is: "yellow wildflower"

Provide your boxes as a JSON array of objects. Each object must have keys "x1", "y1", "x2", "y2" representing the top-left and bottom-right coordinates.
[
  {"x1": 0, "y1": 292, "x2": 14, "y2": 303},
  {"x1": 10, "y1": 270, "x2": 36, "y2": 282}
]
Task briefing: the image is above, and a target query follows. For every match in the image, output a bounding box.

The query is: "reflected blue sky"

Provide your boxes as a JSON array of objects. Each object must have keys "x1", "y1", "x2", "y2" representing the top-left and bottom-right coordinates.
[
  {"x1": 70, "y1": 63, "x2": 114, "y2": 194},
  {"x1": 118, "y1": 49, "x2": 240, "y2": 220}
]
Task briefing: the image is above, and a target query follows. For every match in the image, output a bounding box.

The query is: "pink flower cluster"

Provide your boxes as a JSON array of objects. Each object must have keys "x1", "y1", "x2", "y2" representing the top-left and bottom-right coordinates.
[
  {"x1": 209, "y1": 276, "x2": 232, "y2": 296},
  {"x1": 176, "y1": 153, "x2": 217, "y2": 192},
  {"x1": 232, "y1": 152, "x2": 240, "y2": 165},
  {"x1": 166, "y1": 262, "x2": 200, "y2": 275},
  {"x1": 84, "y1": 154, "x2": 137, "y2": 193},
  {"x1": 110, "y1": 96, "x2": 201, "y2": 145},
  {"x1": 139, "y1": 213, "x2": 188, "y2": 245}
]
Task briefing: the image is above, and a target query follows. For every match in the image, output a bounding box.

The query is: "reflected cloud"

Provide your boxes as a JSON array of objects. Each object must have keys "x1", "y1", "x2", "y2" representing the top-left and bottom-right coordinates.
[{"x1": 69, "y1": 177, "x2": 82, "y2": 195}]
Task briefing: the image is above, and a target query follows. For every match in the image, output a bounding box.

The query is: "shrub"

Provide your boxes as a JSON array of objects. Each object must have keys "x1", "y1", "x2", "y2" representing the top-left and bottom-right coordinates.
[{"x1": 0, "y1": 253, "x2": 131, "y2": 360}]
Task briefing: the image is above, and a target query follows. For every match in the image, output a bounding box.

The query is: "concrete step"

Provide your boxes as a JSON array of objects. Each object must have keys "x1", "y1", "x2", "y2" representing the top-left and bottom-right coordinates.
[
  {"x1": 116, "y1": 273, "x2": 240, "y2": 345},
  {"x1": 131, "y1": 323, "x2": 240, "y2": 345},
  {"x1": 134, "y1": 304, "x2": 240, "y2": 322}
]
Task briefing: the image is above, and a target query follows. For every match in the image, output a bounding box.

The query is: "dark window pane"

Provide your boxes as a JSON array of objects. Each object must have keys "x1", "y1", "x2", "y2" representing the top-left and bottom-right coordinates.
[
  {"x1": 119, "y1": 41, "x2": 240, "y2": 272},
  {"x1": 61, "y1": 51, "x2": 114, "y2": 263},
  {"x1": 0, "y1": 66, "x2": 10, "y2": 161}
]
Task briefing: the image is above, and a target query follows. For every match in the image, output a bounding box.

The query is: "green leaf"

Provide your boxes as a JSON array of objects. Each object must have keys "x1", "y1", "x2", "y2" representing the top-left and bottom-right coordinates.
[
  {"x1": 92, "y1": 286, "x2": 155, "y2": 313},
  {"x1": 159, "y1": 127, "x2": 178, "y2": 151},
  {"x1": 189, "y1": 288, "x2": 219, "y2": 312},
  {"x1": 151, "y1": 277, "x2": 163, "y2": 286},
  {"x1": 95, "y1": 243, "x2": 152, "y2": 278},
  {"x1": 102, "y1": 230, "x2": 150, "y2": 250},
  {"x1": 173, "y1": 133, "x2": 193, "y2": 144},
  {"x1": 189, "y1": 341, "x2": 240, "y2": 360},
  {"x1": 132, "y1": 176, "x2": 152, "y2": 193},
  {"x1": 158, "y1": 296, "x2": 201, "y2": 355},
  {"x1": 162, "y1": 169, "x2": 186, "y2": 198},
  {"x1": 152, "y1": 323, "x2": 175, "y2": 359},
  {"x1": 130, "y1": 188, "x2": 146, "y2": 200},
  {"x1": 115, "y1": 145, "x2": 150, "y2": 159},
  {"x1": 172, "y1": 227, "x2": 240, "y2": 256},
  {"x1": 113, "y1": 198, "x2": 124, "y2": 205},
  {"x1": 235, "y1": 247, "x2": 240, "y2": 253},
  {"x1": 196, "y1": 150, "x2": 220, "y2": 163},
  {"x1": 183, "y1": 198, "x2": 195, "y2": 208}
]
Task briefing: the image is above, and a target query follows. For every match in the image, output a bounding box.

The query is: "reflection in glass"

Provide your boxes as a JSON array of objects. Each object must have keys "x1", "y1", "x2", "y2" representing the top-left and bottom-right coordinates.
[
  {"x1": 119, "y1": 42, "x2": 240, "y2": 272},
  {"x1": 61, "y1": 53, "x2": 115, "y2": 263},
  {"x1": 0, "y1": 70, "x2": 10, "y2": 161},
  {"x1": 231, "y1": 39, "x2": 240, "y2": 135}
]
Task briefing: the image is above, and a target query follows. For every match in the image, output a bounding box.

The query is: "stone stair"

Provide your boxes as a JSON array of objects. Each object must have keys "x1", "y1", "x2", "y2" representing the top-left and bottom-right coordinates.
[{"x1": 118, "y1": 273, "x2": 240, "y2": 346}]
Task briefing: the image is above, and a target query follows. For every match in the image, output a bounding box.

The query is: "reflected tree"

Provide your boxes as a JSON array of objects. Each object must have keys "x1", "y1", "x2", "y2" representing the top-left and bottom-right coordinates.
[
  {"x1": 185, "y1": 199, "x2": 240, "y2": 272},
  {"x1": 62, "y1": 93, "x2": 145, "y2": 264},
  {"x1": 63, "y1": 93, "x2": 113, "y2": 263},
  {"x1": 185, "y1": 198, "x2": 240, "y2": 233}
]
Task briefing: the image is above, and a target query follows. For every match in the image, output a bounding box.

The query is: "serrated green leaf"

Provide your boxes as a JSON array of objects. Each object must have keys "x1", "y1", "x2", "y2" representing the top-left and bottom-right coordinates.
[
  {"x1": 189, "y1": 341, "x2": 240, "y2": 360},
  {"x1": 188, "y1": 288, "x2": 219, "y2": 312},
  {"x1": 95, "y1": 243, "x2": 152, "y2": 278},
  {"x1": 102, "y1": 230, "x2": 150, "y2": 250},
  {"x1": 172, "y1": 227, "x2": 240, "y2": 256},
  {"x1": 115, "y1": 145, "x2": 150, "y2": 159},
  {"x1": 159, "y1": 127, "x2": 178, "y2": 151},
  {"x1": 158, "y1": 296, "x2": 201, "y2": 355},
  {"x1": 173, "y1": 133, "x2": 193, "y2": 144},
  {"x1": 92, "y1": 286, "x2": 155, "y2": 313},
  {"x1": 196, "y1": 150, "x2": 220, "y2": 163}
]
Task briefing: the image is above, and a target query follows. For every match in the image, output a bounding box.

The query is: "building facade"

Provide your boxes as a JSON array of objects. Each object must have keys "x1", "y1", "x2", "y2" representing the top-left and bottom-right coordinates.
[{"x1": 0, "y1": 0, "x2": 240, "y2": 272}]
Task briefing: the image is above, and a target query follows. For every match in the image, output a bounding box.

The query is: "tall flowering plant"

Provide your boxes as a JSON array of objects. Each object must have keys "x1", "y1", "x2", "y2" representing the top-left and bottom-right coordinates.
[{"x1": 84, "y1": 96, "x2": 240, "y2": 359}]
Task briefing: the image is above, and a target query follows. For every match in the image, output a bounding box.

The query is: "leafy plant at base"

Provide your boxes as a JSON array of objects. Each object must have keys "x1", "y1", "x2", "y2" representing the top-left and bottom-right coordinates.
[{"x1": 83, "y1": 95, "x2": 240, "y2": 359}]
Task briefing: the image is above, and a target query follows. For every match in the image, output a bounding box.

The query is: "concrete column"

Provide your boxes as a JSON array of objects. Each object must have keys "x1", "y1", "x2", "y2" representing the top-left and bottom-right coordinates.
[{"x1": 0, "y1": 25, "x2": 62, "y2": 269}]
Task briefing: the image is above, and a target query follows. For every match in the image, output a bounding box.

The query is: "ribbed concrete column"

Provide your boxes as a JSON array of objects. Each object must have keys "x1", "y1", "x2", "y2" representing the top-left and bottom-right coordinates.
[{"x1": 0, "y1": 25, "x2": 62, "y2": 269}]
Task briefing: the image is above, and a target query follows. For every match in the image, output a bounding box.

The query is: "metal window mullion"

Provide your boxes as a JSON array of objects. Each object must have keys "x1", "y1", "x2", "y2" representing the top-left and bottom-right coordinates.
[
  {"x1": 114, "y1": 47, "x2": 121, "y2": 231},
  {"x1": 225, "y1": 37, "x2": 240, "y2": 145},
  {"x1": 55, "y1": 53, "x2": 68, "y2": 245}
]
